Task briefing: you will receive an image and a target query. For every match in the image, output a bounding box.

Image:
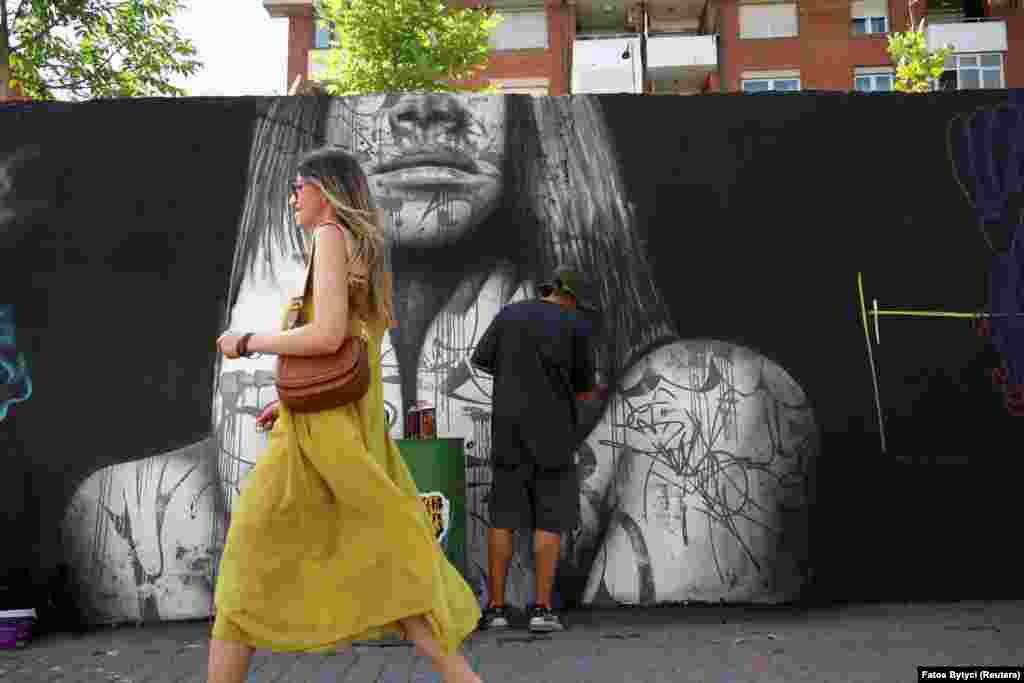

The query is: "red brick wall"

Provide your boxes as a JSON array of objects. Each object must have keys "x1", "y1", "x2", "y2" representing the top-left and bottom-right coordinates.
[
  {"x1": 990, "y1": 11, "x2": 1024, "y2": 87},
  {"x1": 476, "y1": 50, "x2": 555, "y2": 81},
  {"x1": 288, "y1": 10, "x2": 316, "y2": 93},
  {"x1": 453, "y1": 0, "x2": 573, "y2": 94},
  {"x1": 290, "y1": 0, "x2": 574, "y2": 95},
  {"x1": 547, "y1": 0, "x2": 575, "y2": 95},
  {"x1": 720, "y1": 0, "x2": 909, "y2": 91}
]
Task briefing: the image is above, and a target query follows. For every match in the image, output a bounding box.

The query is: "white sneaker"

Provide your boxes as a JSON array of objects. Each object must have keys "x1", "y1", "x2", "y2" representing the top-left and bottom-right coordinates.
[{"x1": 527, "y1": 605, "x2": 564, "y2": 633}]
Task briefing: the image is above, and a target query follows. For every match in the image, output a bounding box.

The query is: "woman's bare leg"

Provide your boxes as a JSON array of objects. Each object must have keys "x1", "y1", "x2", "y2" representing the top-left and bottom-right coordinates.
[
  {"x1": 207, "y1": 638, "x2": 255, "y2": 683},
  {"x1": 399, "y1": 615, "x2": 482, "y2": 683}
]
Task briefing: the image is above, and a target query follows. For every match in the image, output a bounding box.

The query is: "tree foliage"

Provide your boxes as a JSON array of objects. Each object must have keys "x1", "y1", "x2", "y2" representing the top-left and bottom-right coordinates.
[
  {"x1": 886, "y1": 1, "x2": 952, "y2": 93},
  {"x1": 314, "y1": 0, "x2": 501, "y2": 95},
  {"x1": 1, "y1": 0, "x2": 202, "y2": 101}
]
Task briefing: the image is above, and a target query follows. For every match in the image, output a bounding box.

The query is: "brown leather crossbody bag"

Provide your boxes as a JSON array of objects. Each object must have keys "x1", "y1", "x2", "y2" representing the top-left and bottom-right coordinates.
[{"x1": 274, "y1": 224, "x2": 370, "y2": 413}]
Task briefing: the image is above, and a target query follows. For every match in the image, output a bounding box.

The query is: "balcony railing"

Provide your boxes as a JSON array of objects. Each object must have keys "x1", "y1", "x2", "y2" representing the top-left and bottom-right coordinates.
[
  {"x1": 926, "y1": 18, "x2": 1007, "y2": 53},
  {"x1": 646, "y1": 33, "x2": 718, "y2": 79},
  {"x1": 572, "y1": 34, "x2": 644, "y2": 94},
  {"x1": 926, "y1": 12, "x2": 1005, "y2": 24}
]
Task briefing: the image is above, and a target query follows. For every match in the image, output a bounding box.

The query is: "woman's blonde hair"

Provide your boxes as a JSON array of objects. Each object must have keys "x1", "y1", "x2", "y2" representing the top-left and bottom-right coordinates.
[{"x1": 297, "y1": 147, "x2": 394, "y2": 330}]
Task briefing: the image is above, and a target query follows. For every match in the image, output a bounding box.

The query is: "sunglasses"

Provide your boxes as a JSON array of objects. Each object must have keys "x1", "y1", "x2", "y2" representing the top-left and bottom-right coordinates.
[{"x1": 291, "y1": 175, "x2": 337, "y2": 198}]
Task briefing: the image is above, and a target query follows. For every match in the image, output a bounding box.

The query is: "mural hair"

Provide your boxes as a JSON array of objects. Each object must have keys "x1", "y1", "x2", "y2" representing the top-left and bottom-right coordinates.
[
  {"x1": 227, "y1": 96, "x2": 331, "y2": 314},
  {"x1": 512, "y1": 96, "x2": 676, "y2": 384}
]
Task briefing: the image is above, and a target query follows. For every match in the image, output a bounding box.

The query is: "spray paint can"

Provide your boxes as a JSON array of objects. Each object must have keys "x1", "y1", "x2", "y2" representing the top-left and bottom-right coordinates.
[
  {"x1": 419, "y1": 402, "x2": 436, "y2": 439},
  {"x1": 406, "y1": 405, "x2": 422, "y2": 439},
  {"x1": 405, "y1": 401, "x2": 436, "y2": 439}
]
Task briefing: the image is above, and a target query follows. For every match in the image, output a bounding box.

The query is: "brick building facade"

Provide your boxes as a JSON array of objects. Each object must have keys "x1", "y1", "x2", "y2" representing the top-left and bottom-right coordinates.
[{"x1": 263, "y1": 0, "x2": 1024, "y2": 94}]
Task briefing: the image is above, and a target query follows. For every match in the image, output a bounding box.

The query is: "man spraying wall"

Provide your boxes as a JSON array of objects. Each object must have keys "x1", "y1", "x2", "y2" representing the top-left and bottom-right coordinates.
[{"x1": 470, "y1": 266, "x2": 607, "y2": 633}]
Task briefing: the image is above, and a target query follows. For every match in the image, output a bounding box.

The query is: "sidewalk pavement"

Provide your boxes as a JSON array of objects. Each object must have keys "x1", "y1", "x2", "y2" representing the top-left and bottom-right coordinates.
[{"x1": 1, "y1": 601, "x2": 1021, "y2": 682}]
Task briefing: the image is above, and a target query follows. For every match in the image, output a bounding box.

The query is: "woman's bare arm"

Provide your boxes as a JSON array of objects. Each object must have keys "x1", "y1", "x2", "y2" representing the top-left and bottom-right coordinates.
[{"x1": 245, "y1": 225, "x2": 351, "y2": 357}]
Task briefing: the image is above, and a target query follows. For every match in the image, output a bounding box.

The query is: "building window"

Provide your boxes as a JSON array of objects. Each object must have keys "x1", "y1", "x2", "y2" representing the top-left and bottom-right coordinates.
[
  {"x1": 939, "y1": 53, "x2": 1005, "y2": 90},
  {"x1": 739, "y1": 3, "x2": 799, "y2": 39},
  {"x1": 852, "y1": 15, "x2": 887, "y2": 34},
  {"x1": 854, "y1": 68, "x2": 894, "y2": 91},
  {"x1": 851, "y1": 0, "x2": 889, "y2": 35},
  {"x1": 489, "y1": 10, "x2": 548, "y2": 50},
  {"x1": 741, "y1": 77, "x2": 801, "y2": 92},
  {"x1": 314, "y1": 21, "x2": 335, "y2": 49}
]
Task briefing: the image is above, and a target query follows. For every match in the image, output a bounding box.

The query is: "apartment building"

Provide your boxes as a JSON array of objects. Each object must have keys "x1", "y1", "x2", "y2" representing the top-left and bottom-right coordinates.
[
  {"x1": 723, "y1": 0, "x2": 1024, "y2": 91},
  {"x1": 262, "y1": 0, "x2": 1024, "y2": 94}
]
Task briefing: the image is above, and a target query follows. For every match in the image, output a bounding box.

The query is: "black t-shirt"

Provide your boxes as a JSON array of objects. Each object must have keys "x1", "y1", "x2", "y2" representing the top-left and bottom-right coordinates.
[{"x1": 470, "y1": 299, "x2": 595, "y2": 467}]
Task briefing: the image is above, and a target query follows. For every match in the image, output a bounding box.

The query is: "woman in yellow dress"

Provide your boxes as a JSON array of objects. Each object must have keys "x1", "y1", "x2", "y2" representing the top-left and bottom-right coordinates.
[{"x1": 211, "y1": 147, "x2": 483, "y2": 683}]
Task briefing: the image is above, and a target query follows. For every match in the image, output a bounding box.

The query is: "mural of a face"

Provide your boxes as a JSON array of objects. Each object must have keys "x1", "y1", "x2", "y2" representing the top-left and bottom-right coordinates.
[
  {"x1": 327, "y1": 94, "x2": 506, "y2": 247},
  {"x1": 215, "y1": 95, "x2": 819, "y2": 612}
]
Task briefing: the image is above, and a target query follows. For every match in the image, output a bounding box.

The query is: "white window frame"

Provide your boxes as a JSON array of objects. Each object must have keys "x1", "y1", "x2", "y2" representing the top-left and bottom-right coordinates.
[
  {"x1": 741, "y1": 77, "x2": 802, "y2": 92},
  {"x1": 940, "y1": 53, "x2": 1006, "y2": 90},
  {"x1": 851, "y1": 14, "x2": 888, "y2": 35},
  {"x1": 851, "y1": 0, "x2": 888, "y2": 35},
  {"x1": 854, "y1": 67, "x2": 894, "y2": 91},
  {"x1": 488, "y1": 10, "x2": 549, "y2": 51},
  {"x1": 739, "y1": 3, "x2": 799, "y2": 40}
]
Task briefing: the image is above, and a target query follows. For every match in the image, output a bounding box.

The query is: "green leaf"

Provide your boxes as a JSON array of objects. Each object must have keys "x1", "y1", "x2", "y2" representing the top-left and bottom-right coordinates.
[
  {"x1": 885, "y1": 27, "x2": 948, "y2": 93},
  {"x1": 6, "y1": 0, "x2": 202, "y2": 100},
  {"x1": 316, "y1": 0, "x2": 498, "y2": 94}
]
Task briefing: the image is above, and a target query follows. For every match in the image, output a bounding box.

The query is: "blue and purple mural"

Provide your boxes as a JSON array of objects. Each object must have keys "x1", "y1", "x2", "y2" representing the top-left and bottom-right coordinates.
[{"x1": 0, "y1": 304, "x2": 31, "y2": 422}]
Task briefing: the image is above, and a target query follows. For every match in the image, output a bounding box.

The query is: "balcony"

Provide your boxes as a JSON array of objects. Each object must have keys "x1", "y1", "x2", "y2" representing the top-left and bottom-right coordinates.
[
  {"x1": 572, "y1": 34, "x2": 644, "y2": 94},
  {"x1": 927, "y1": 18, "x2": 1007, "y2": 53},
  {"x1": 646, "y1": 33, "x2": 718, "y2": 91}
]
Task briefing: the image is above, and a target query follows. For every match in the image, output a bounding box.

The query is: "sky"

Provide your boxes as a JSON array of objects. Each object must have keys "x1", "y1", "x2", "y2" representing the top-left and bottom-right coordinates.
[{"x1": 173, "y1": 0, "x2": 289, "y2": 97}]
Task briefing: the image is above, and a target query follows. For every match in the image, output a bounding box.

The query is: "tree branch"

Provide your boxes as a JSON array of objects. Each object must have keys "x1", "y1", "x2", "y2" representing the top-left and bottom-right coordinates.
[
  {"x1": 908, "y1": 0, "x2": 922, "y2": 30},
  {"x1": 1, "y1": 1, "x2": 11, "y2": 98}
]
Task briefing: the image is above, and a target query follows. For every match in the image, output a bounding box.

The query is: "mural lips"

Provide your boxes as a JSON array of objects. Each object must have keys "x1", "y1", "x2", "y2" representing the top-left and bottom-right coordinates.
[
  {"x1": 374, "y1": 148, "x2": 479, "y2": 175},
  {"x1": 370, "y1": 148, "x2": 495, "y2": 193}
]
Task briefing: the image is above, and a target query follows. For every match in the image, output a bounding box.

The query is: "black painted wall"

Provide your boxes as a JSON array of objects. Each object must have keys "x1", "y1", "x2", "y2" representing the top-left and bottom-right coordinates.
[
  {"x1": 2, "y1": 92, "x2": 1021, "y2": 623},
  {"x1": 600, "y1": 90, "x2": 1021, "y2": 602},
  {"x1": 0, "y1": 98, "x2": 264, "y2": 611}
]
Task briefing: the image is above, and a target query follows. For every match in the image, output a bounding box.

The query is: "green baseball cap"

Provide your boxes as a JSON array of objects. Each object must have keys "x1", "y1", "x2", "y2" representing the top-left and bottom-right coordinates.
[{"x1": 539, "y1": 265, "x2": 598, "y2": 312}]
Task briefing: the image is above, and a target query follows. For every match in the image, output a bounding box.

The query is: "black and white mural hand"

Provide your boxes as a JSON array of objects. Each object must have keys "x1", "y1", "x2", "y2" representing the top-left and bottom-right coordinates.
[{"x1": 574, "y1": 341, "x2": 815, "y2": 606}]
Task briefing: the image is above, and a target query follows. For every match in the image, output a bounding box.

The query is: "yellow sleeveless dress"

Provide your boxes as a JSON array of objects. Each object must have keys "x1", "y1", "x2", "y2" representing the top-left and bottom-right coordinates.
[{"x1": 212, "y1": 289, "x2": 482, "y2": 655}]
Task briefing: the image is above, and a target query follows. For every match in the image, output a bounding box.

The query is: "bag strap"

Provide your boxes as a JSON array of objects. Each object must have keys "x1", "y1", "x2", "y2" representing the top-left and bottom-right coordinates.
[
  {"x1": 299, "y1": 228, "x2": 319, "y2": 302},
  {"x1": 284, "y1": 228, "x2": 320, "y2": 331}
]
